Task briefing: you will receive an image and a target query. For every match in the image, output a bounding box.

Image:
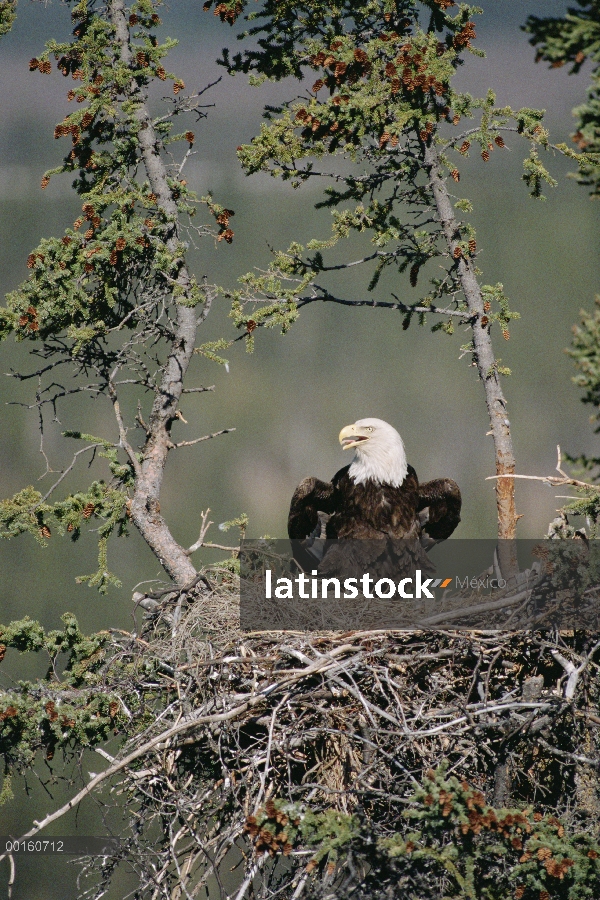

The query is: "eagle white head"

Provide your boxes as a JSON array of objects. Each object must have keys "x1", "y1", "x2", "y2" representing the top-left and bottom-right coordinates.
[{"x1": 339, "y1": 417, "x2": 408, "y2": 488}]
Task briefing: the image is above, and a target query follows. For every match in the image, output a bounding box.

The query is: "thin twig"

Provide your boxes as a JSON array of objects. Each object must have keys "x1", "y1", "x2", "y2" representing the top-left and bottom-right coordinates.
[
  {"x1": 486, "y1": 444, "x2": 598, "y2": 490},
  {"x1": 37, "y1": 442, "x2": 104, "y2": 505},
  {"x1": 170, "y1": 428, "x2": 235, "y2": 449}
]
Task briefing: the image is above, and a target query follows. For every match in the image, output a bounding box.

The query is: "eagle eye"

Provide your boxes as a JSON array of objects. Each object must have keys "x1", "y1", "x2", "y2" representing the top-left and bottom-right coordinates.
[{"x1": 366, "y1": 426, "x2": 373, "y2": 432}]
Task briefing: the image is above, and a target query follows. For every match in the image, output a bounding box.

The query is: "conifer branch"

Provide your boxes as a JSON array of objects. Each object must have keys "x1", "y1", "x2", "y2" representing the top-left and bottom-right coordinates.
[{"x1": 297, "y1": 291, "x2": 472, "y2": 319}]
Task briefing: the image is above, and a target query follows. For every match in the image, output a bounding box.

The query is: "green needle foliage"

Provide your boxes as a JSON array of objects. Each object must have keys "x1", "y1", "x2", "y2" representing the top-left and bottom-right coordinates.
[
  {"x1": 209, "y1": 0, "x2": 564, "y2": 342},
  {"x1": 570, "y1": 299, "x2": 600, "y2": 435},
  {"x1": 0, "y1": 0, "x2": 16, "y2": 35},
  {"x1": 0, "y1": 615, "x2": 119, "y2": 786},
  {"x1": 1, "y1": 2, "x2": 192, "y2": 346},
  {"x1": 246, "y1": 768, "x2": 600, "y2": 900},
  {"x1": 525, "y1": 1, "x2": 600, "y2": 196},
  {"x1": 0, "y1": 476, "x2": 129, "y2": 592}
]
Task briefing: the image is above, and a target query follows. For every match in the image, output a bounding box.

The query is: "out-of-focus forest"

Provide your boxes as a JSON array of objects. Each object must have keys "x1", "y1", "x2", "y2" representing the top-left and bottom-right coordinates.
[{"x1": 0, "y1": 2, "x2": 599, "y2": 898}]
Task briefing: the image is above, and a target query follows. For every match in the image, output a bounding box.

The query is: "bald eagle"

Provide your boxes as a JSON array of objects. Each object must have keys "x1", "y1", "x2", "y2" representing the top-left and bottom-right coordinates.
[{"x1": 288, "y1": 418, "x2": 461, "y2": 575}]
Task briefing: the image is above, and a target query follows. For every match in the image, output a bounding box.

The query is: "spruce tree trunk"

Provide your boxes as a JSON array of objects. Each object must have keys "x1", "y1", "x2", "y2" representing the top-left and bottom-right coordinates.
[
  {"x1": 424, "y1": 143, "x2": 517, "y2": 569},
  {"x1": 110, "y1": 0, "x2": 198, "y2": 584}
]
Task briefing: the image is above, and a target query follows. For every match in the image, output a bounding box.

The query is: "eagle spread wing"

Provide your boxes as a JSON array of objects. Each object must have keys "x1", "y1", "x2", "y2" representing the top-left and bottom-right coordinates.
[{"x1": 418, "y1": 477, "x2": 462, "y2": 542}]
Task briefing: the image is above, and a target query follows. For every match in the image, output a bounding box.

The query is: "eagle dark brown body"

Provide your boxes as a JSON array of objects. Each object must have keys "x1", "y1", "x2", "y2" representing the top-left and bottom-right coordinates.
[
  {"x1": 288, "y1": 417, "x2": 461, "y2": 577},
  {"x1": 288, "y1": 464, "x2": 461, "y2": 544}
]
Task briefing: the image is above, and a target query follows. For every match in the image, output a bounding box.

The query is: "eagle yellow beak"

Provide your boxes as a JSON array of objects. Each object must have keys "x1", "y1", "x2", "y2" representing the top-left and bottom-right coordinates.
[{"x1": 339, "y1": 423, "x2": 369, "y2": 450}]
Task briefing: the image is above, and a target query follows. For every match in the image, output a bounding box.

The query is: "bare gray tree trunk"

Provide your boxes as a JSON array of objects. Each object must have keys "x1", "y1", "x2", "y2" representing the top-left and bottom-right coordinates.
[
  {"x1": 110, "y1": 0, "x2": 197, "y2": 584},
  {"x1": 425, "y1": 144, "x2": 517, "y2": 559}
]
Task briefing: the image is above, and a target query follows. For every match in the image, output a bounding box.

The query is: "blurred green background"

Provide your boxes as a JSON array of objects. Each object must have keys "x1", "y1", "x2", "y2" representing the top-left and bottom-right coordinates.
[{"x1": 0, "y1": 1, "x2": 599, "y2": 895}]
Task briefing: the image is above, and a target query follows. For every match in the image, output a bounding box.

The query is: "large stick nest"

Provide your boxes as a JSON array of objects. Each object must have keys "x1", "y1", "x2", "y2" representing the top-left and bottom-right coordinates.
[{"x1": 77, "y1": 568, "x2": 600, "y2": 899}]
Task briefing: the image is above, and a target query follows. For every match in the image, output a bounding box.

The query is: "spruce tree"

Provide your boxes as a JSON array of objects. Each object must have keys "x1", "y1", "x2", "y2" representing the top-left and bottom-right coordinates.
[
  {"x1": 211, "y1": 0, "x2": 582, "y2": 558},
  {"x1": 0, "y1": 0, "x2": 236, "y2": 589}
]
